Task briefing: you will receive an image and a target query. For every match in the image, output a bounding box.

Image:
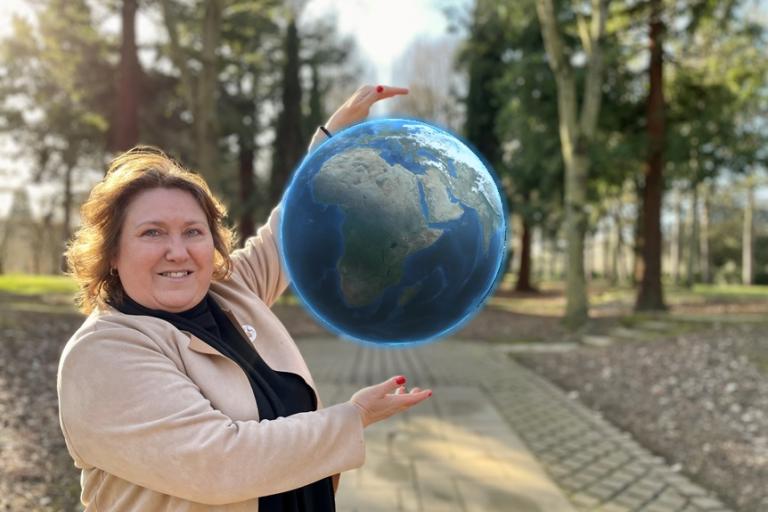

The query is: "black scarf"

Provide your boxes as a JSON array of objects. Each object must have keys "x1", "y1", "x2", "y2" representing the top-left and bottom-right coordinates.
[{"x1": 110, "y1": 294, "x2": 335, "y2": 511}]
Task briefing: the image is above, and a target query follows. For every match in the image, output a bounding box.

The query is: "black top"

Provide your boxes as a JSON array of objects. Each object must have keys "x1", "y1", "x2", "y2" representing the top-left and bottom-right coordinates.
[{"x1": 111, "y1": 294, "x2": 335, "y2": 511}]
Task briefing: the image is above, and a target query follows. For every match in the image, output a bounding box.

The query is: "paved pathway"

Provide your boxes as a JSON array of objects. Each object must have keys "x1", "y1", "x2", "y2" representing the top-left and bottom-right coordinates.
[{"x1": 298, "y1": 337, "x2": 732, "y2": 512}]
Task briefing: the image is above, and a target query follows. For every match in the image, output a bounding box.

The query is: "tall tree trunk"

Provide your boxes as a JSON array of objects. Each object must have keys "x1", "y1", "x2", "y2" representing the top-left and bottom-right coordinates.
[
  {"x1": 114, "y1": 0, "x2": 141, "y2": 152},
  {"x1": 602, "y1": 221, "x2": 611, "y2": 280},
  {"x1": 535, "y1": 0, "x2": 607, "y2": 328},
  {"x1": 515, "y1": 217, "x2": 535, "y2": 291},
  {"x1": 611, "y1": 197, "x2": 629, "y2": 285},
  {"x1": 547, "y1": 235, "x2": 557, "y2": 281},
  {"x1": 61, "y1": 152, "x2": 76, "y2": 273},
  {"x1": 270, "y1": 18, "x2": 305, "y2": 206},
  {"x1": 685, "y1": 183, "x2": 699, "y2": 288},
  {"x1": 699, "y1": 181, "x2": 711, "y2": 283},
  {"x1": 671, "y1": 186, "x2": 684, "y2": 285},
  {"x1": 742, "y1": 177, "x2": 755, "y2": 285},
  {"x1": 305, "y1": 60, "x2": 324, "y2": 139},
  {"x1": 508, "y1": 214, "x2": 521, "y2": 279},
  {"x1": 196, "y1": 0, "x2": 222, "y2": 179},
  {"x1": 635, "y1": 0, "x2": 667, "y2": 311},
  {"x1": 238, "y1": 139, "x2": 256, "y2": 242},
  {"x1": 632, "y1": 178, "x2": 643, "y2": 285}
]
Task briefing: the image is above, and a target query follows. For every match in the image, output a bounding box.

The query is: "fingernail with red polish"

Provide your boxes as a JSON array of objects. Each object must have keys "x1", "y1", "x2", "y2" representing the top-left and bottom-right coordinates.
[
  {"x1": 428, "y1": 391, "x2": 433, "y2": 397},
  {"x1": 395, "y1": 376, "x2": 406, "y2": 385},
  {"x1": 376, "y1": 85, "x2": 384, "y2": 93}
]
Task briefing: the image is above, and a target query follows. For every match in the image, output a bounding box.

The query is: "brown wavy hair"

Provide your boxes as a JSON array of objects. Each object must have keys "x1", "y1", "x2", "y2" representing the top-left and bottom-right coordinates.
[{"x1": 65, "y1": 146, "x2": 236, "y2": 314}]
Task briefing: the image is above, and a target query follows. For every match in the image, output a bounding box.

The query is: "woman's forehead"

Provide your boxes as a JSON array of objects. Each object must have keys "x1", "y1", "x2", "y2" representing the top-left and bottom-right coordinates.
[{"x1": 124, "y1": 188, "x2": 207, "y2": 225}]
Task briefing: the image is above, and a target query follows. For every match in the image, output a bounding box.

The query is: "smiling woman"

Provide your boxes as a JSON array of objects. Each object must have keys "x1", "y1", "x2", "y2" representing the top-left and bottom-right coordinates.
[
  {"x1": 65, "y1": 148, "x2": 234, "y2": 314},
  {"x1": 56, "y1": 85, "x2": 433, "y2": 512}
]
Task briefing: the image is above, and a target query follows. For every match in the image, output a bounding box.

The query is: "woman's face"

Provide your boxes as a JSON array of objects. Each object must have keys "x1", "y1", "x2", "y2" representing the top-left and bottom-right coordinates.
[{"x1": 113, "y1": 187, "x2": 215, "y2": 312}]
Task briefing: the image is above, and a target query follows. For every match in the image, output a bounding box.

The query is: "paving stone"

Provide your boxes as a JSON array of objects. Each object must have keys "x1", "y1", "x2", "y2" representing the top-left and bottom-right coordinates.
[
  {"x1": 689, "y1": 495, "x2": 726, "y2": 509},
  {"x1": 651, "y1": 488, "x2": 687, "y2": 509},
  {"x1": 569, "y1": 492, "x2": 602, "y2": 508},
  {"x1": 614, "y1": 490, "x2": 649, "y2": 509},
  {"x1": 595, "y1": 502, "x2": 632, "y2": 512},
  {"x1": 398, "y1": 486, "x2": 420, "y2": 512},
  {"x1": 335, "y1": 487, "x2": 400, "y2": 512},
  {"x1": 640, "y1": 502, "x2": 680, "y2": 512},
  {"x1": 299, "y1": 338, "x2": 733, "y2": 512}
]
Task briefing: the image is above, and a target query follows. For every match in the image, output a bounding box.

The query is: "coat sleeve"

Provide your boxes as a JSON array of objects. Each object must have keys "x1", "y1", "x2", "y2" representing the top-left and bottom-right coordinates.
[
  {"x1": 57, "y1": 327, "x2": 365, "y2": 506},
  {"x1": 228, "y1": 205, "x2": 289, "y2": 307}
]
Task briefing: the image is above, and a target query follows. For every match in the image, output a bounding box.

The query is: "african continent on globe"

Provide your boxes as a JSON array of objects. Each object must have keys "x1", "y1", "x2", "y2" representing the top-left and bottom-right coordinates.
[{"x1": 280, "y1": 119, "x2": 507, "y2": 346}]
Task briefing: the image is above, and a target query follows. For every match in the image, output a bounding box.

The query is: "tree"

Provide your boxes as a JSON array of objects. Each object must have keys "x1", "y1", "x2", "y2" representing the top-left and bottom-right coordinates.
[
  {"x1": 160, "y1": 0, "x2": 222, "y2": 182},
  {"x1": 535, "y1": 0, "x2": 609, "y2": 327},
  {"x1": 636, "y1": 0, "x2": 767, "y2": 302},
  {"x1": 300, "y1": 18, "x2": 356, "y2": 139},
  {"x1": 742, "y1": 176, "x2": 756, "y2": 285},
  {"x1": 113, "y1": 0, "x2": 141, "y2": 151},
  {"x1": 0, "y1": 0, "x2": 112, "y2": 269},
  {"x1": 218, "y1": 0, "x2": 282, "y2": 241},
  {"x1": 493, "y1": 2, "x2": 565, "y2": 292},
  {"x1": 269, "y1": 15, "x2": 305, "y2": 206},
  {"x1": 635, "y1": 0, "x2": 667, "y2": 309}
]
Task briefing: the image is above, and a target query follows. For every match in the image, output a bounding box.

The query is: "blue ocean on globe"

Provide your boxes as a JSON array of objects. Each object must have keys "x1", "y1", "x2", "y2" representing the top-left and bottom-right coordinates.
[{"x1": 280, "y1": 118, "x2": 507, "y2": 346}]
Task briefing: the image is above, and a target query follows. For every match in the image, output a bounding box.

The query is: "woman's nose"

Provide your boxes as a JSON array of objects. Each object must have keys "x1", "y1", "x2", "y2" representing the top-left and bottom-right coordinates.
[{"x1": 165, "y1": 235, "x2": 190, "y2": 261}]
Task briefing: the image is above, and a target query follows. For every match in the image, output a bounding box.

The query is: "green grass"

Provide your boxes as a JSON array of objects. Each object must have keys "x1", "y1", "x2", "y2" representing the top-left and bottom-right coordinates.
[
  {"x1": 688, "y1": 284, "x2": 768, "y2": 298},
  {"x1": 0, "y1": 273, "x2": 78, "y2": 296}
]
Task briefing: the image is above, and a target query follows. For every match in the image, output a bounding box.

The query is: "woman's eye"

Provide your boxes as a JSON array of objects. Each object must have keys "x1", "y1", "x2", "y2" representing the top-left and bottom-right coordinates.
[
  {"x1": 142, "y1": 229, "x2": 161, "y2": 237},
  {"x1": 185, "y1": 228, "x2": 204, "y2": 237}
]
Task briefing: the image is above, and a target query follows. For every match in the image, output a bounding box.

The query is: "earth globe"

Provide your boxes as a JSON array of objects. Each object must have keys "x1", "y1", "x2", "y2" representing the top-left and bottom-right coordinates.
[{"x1": 280, "y1": 118, "x2": 507, "y2": 346}]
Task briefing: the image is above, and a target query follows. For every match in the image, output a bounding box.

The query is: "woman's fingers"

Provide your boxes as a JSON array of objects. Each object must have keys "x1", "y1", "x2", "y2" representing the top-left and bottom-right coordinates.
[
  {"x1": 374, "y1": 375, "x2": 407, "y2": 396},
  {"x1": 349, "y1": 376, "x2": 432, "y2": 427},
  {"x1": 323, "y1": 84, "x2": 409, "y2": 135},
  {"x1": 375, "y1": 85, "x2": 409, "y2": 99}
]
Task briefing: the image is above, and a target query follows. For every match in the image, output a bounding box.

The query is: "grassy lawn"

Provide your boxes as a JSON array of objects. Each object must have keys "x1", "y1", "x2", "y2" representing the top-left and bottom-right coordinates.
[
  {"x1": 0, "y1": 274, "x2": 79, "y2": 315},
  {"x1": 0, "y1": 274, "x2": 78, "y2": 295}
]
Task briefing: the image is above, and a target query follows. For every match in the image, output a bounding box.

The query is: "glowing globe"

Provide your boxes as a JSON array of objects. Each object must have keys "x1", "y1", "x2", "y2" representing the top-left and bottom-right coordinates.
[{"x1": 280, "y1": 118, "x2": 506, "y2": 346}]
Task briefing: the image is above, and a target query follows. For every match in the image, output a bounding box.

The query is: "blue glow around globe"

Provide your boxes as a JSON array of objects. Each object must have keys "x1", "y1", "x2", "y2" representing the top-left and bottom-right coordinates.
[{"x1": 280, "y1": 118, "x2": 507, "y2": 346}]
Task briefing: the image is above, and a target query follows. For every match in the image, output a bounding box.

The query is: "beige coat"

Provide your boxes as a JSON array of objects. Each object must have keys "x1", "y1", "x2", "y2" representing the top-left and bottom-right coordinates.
[{"x1": 57, "y1": 207, "x2": 366, "y2": 511}]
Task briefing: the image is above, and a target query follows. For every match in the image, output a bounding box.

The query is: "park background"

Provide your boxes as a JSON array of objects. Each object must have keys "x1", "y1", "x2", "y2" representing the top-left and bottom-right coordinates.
[{"x1": 0, "y1": 0, "x2": 767, "y2": 511}]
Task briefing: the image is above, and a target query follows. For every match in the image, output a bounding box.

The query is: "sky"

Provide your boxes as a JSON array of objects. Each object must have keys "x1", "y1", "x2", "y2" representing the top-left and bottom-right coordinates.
[{"x1": 303, "y1": 0, "x2": 464, "y2": 83}]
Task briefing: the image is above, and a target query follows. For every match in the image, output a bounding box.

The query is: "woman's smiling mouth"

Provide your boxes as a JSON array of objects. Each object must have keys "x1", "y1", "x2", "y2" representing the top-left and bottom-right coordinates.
[{"x1": 159, "y1": 271, "x2": 193, "y2": 278}]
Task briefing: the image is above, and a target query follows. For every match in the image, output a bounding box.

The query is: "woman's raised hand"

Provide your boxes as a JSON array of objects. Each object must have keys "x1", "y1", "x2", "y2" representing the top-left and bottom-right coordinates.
[
  {"x1": 349, "y1": 375, "x2": 432, "y2": 428},
  {"x1": 324, "y1": 85, "x2": 409, "y2": 134}
]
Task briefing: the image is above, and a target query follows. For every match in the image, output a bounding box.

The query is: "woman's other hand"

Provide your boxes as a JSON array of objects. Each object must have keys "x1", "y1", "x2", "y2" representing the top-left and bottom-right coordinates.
[
  {"x1": 325, "y1": 85, "x2": 409, "y2": 134},
  {"x1": 349, "y1": 375, "x2": 432, "y2": 428}
]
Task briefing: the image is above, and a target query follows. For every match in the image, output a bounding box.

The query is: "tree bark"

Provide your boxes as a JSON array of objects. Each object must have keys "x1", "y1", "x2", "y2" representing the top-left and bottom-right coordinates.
[
  {"x1": 635, "y1": 0, "x2": 667, "y2": 311},
  {"x1": 160, "y1": 0, "x2": 221, "y2": 180},
  {"x1": 610, "y1": 198, "x2": 626, "y2": 285},
  {"x1": 535, "y1": 0, "x2": 608, "y2": 328},
  {"x1": 685, "y1": 183, "x2": 699, "y2": 288},
  {"x1": 196, "y1": 0, "x2": 221, "y2": 178},
  {"x1": 670, "y1": 186, "x2": 684, "y2": 285},
  {"x1": 699, "y1": 180, "x2": 711, "y2": 283},
  {"x1": 60, "y1": 148, "x2": 76, "y2": 273},
  {"x1": 742, "y1": 178, "x2": 755, "y2": 285},
  {"x1": 269, "y1": 18, "x2": 305, "y2": 206},
  {"x1": 238, "y1": 140, "x2": 255, "y2": 242},
  {"x1": 114, "y1": 0, "x2": 141, "y2": 152},
  {"x1": 515, "y1": 217, "x2": 535, "y2": 292}
]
